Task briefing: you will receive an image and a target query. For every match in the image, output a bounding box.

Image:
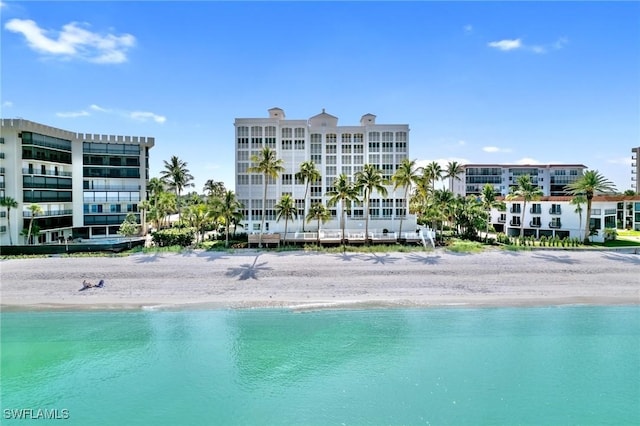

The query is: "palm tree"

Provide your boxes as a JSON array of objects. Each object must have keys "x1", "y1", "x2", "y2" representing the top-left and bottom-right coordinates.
[
  {"x1": 147, "y1": 177, "x2": 165, "y2": 209},
  {"x1": 569, "y1": 194, "x2": 587, "y2": 241},
  {"x1": 26, "y1": 203, "x2": 43, "y2": 244},
  {"x1": 160, "y1": 156, "x2": 194, "y2": 223},
  {"x1": 356, "y1": 164, "x2": 388, "y2": 245},
  {"x1": 444, "y1": 161, "x2": 464, "y2": 192},
  {"x1": 305, "y1": 203, "x2": 330, "y2": 246},
  {"x1": 0, "y1": 196, "x2": 18, "y2": 245},
  {"x1": 432, "y1": 188, "x2": 455, "y2": 241},
  {"x1": 391, "y1": 159, "x2": 420, "y2": 238},
  {"x1": 424, "y1": 161, "x2": 443, "y2": 193},
  {"x1": 203, "y1": 179, "x2": 226, "y2": 199},
  {"x1": 295, "y1": 160, "x2": 321, "y2": 232},
  {"x1": 275, "y1": 194, "x2": 297, "y2": 245},
  {"x1": 247, "y1": 147, "x2": 284, "y2": 247},
  {"x1": 212, "y1": 190, "x2": 244, "y2": 247},
  {"x1": 326, "y1": 174, "x2": 360, "y2": 246},
  {"x1": 565, "y1": 170, "x2": 617, "y2": 244},
  {"x1": 480, "y1": 184, "x2": 504, "y2": 242},
  {"x1": 184, "y1": 203, "x2": 213, "y2": 245},
  {"x1": 506, "y1": 175, "x2": 543, "y2": 237}
]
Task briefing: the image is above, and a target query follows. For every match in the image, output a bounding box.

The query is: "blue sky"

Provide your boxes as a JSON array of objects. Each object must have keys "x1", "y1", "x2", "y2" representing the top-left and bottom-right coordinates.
[{"x1": 2, "y1": 1, "x2": 639, "y2": 193}]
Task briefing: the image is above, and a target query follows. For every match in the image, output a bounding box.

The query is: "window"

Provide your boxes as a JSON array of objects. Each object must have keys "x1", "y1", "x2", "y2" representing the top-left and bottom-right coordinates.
[
  {"x1": 237, "y1": 127, "x2": 249, "y2": 137},
  {"x1": 294, "y1": 140, "x2": 305, "y2": 150},
  {"x1": 251, "y1": 126, "x2": 262, "y2": 137},
  {"x1": 530, "y1": 203, "x2": 541, "y2": 214},
  {"x1": 341, "y1": 134, "x2": 352, "y2": 143},
  {"x1": 368, "y1": 132, "x2": 380, "y2": 142},
  {"x1": 311, "y1": 134, "x2": 322, "y2": 144},
  {"x1": 237, "y1": 151, "x2": 249, "y2": 161},
  {"x1": 531, "y1": 216, "x2": 541, "y2": 227},
  {"x1": 395, "y1": 132, "x2": 407, "y2": 142},
  {"x1": 550, "y1": 217, "x2": 562, "y2": 228},
  {"x1": 368, "y1": 142, "x2": 380, "y2": 152},
  {"x1": 294, "y1": 128, "x2": 305, "y2": 138},
  {"x1": 510, "y1": 203, "x2": 521, "y2": 214},
  {"x1": 550, "y1": 204, "x2": 562, "y2": 214},
  {"x1": 282, "y1": 174, "x2": 292, "y2": 185},
  {"x1": 353, "y1": 133, "x2": 363, "y2": 143},
  {"x1": 326, "y1": 156, "x2": 337, "y2": 165},
  {"x1": 326, "y1": 145, "x2": 337, "y2": 154},
  {"x1": 342, "y1": 155, "x2": 352, "y2": 164},
  {"x1": 341, "y1": 144, "x2": 352, "y2": 154},
  {"x1": 282, "y1": 128, "x2": 292, "y2": 138},
  {"x1": 311, "y1": 154, "x2": 322, "y2": 164},
  {"x1": 382, "y1": 132, "x2": 393, "y2": 142},
  {"x1": 326, "y1": 134, "x2": 336, "y2": 143},
  {"x1": 281, "y1": 140, "x2": 292, "y2": 150},
  {"x1": 237, "y1": 175, "x2": 249, "y2": 185},
  {"x1": 510, "y1": 216, "x2": 521, "y2": 226},
  {"x1": 251, "y1": 175, "x2": 262, "y2": 185}
]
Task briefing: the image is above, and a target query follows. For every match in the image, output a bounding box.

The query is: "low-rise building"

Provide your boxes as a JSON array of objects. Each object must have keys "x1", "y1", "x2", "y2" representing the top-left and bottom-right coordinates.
[{"x1": 490, "y1": 195, "x2": 640, "y2": 242}]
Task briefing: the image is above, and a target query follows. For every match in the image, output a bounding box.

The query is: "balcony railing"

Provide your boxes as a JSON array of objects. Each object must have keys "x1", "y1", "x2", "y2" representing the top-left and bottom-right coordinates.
[
  {"x1": 529, "y1": 221, "x2": 541, "y2": 227},
  {"x1": 549, "y1": 221, "x2": 562, "y2": 228},
  {"x1": 530, "y1": 207, "x2": 542, "y2": 214},
  {"x1": 497, "y1": 217, "x2": 506, "y2": 223},
  {"x1": 22, "y1": 168, "x2": 73, "y2": 177},
  {"x1": 23, "y1": 209, "x2": 73, "y2": 218},
  {"x1": 509, "y1": 207, "x2": 521, "y2": 214},
  {"x1": 549, "y1": 207, "x2": 562, "y2": 215},
  {"x1": 509, "y1": 220, "x2": 521, "y2": 226}
]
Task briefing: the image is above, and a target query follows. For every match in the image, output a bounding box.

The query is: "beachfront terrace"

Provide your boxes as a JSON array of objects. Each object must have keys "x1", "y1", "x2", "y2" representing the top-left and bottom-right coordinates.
[{"x1": 247, "y1": 229, "x2": 432, "y2": 247}]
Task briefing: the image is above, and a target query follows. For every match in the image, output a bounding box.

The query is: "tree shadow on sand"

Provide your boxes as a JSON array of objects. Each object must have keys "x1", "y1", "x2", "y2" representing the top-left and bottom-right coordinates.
[
  {"x1": 225, "y1": 254, "x2": 272, "y2": 281},
  {"x1": 406, "y1": 253, "x2": 441, "y2": 265},
  {"x1": 600, "y1": 252, "x2": 640, "y2": 265},
  {"x1": 134, "y1": 253, "x2": 163, "y2": 263},
  {"x1": 531, "y1": 253, "x2": 581, "y2": 264}
]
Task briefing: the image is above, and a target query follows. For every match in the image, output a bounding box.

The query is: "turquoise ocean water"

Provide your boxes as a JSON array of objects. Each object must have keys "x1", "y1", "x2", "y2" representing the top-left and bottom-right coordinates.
[{"x1": 1, "y1": 306, "x2": 639, "y2": 425}]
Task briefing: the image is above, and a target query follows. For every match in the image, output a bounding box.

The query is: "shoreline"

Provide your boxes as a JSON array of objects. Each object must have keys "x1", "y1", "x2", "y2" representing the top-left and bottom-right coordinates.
[{"x1": 2, "y1": 249, "x2": 639, "y2": 311}]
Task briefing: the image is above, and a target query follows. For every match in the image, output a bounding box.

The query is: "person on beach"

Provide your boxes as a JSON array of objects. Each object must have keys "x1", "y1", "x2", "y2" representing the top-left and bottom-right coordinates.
[{"x1": 79, "y1": 279, "x2": 105, "y2": 291}]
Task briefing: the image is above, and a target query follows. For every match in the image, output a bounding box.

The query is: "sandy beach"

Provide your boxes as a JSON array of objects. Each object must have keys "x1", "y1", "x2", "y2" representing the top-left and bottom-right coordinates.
[{"x1": 1, "y1": 248, "x2": 639, "y2": 310}]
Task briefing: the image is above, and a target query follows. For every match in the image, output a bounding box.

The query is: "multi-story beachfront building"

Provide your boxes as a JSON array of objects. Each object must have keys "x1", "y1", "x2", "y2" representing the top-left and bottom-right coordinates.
[
  {"x1": 455, "y1": 164, "x2": 587, "y2": 197},
  {"x1": 632, "y1": 147, "x2": 639, "y2": 194},
  {"x1": 489, "y1": 195, "x2": 640, "y2": 242},
  {"x1": 0, "y1": 119, "x2": 154, "y2": 245},
  {"x1": 234, "y1": 108, "x2": 417, "y2": 236}
]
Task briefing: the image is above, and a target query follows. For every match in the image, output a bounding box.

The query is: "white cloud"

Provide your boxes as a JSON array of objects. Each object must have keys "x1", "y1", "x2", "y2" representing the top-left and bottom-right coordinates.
[
  {"x1": 463, "y1": 25, "x2": 473, "y2": 34},
  {"x1": 2, "y1": 100, "x2": 13, "y2": 108},
  {"x1": 482, "y1": 146, "x2": 512, "y2": 153},
  {"x1": 56, "y1": 110, "x2": 90, "y2": 118},
  {"x1": 90, "y1": 104, "x2": 110, "y2": 113},
  {"x1": 457, "y1": 140, "x2": 466, "y2": 146},
  {"x1": 4, "y1": 19, "x2": 135, "y2": 64},
  {"x1": 488, "y1": 37, "x2": 569, "y2": 54},
  {"x1": 488, "y1": 39, "x2": 522, "y2": 51},
  {"x1": 130, "y1": 111, "x2": 166, "y2": 124},
  {"x1": 516, "y1": 157, "x2": 541, "y2": 165}
]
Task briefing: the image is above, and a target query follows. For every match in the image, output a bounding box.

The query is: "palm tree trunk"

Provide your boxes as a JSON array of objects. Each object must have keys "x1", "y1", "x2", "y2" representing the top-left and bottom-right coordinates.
[
  {"x1": 364, "y1": 196, "x2": 370, "y2": 245},
  {"x1": 341, "y1": 205, "x2": 346, "y2": 246},
  {"x1": 284, "y1": 218, "x2": 288, "y2": 246},
  {"x1": 520, "y1": 201, "x2": 527, "y2": 238},
  {"x1": 316, "y1": 218, "x2": 321, "y2": 246},
  {"x1": 584, "y1": 198, "x2": 592, "y2": 244},
  {"x1": 7, "y1": 209, "x2": 12, "y2": 245},
  {"x1": 302, "y1": 183, "x2": 309, "y2": 232},
  {"x1": 225, "y1": 221, "x2": 230, "y2": 248},
  {"x1": 260, "y1": 178, "x2": 267, "y2": 248}
]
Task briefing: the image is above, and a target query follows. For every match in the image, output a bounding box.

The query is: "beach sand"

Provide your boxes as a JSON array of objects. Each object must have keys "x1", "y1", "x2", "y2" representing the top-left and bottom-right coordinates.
[{"x1": 1, "y1": 248, "x2": 639, "y2": 310}]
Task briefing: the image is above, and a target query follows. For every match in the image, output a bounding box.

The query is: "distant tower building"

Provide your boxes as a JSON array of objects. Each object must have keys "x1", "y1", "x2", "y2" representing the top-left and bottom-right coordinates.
[
  {"x1": 632, "y1": 147, "x2": 640, "y2": 194},
  {"x1": 234, "y1": 108, "x2": 416, "y2": 234},
  {"x1": 456, "y1": 164, "x2": 588, "y2": 197}
]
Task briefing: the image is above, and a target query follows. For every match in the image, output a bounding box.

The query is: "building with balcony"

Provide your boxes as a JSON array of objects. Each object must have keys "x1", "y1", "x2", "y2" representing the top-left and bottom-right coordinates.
[
  {"x1": 455, "y1": 164, "x2": 587, "y2": 197},
  {"x1": 490, "y1": 195, "x2": 640, "y2": 242},
  {"x1": 632, "y1": 147, "x2": 639, "y2": 194},
  {"x1": 234, "y1": 108, "x2": 417, "y2": 236},
  {"x1": 0, "y1": 119, "x2": 154, "y2": 245}
]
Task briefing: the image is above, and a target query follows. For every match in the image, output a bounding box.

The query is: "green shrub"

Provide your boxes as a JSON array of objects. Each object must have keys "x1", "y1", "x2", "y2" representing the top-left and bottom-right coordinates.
[{"x1": 151, "y1": 228, "x2": 195, "y2": 247}]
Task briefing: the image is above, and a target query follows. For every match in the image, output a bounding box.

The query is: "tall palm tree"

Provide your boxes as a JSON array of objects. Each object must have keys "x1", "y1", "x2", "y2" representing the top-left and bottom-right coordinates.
[
  {"x1": 424, "y1": 161, "x2": 443, "y2": 193},
  {"x1": 305, "y1": 203, "x2": 330, "y2": 246},
  {"x1": 295, "y1": 160, "x2": 321, "y2": 232},
  {"x1": 160, "y1": 156, "x2": 194, "y2": 223},
  {"x1": 565, "y1": 170, "x2": 617, "y2": 243},
  {"x1": 444, "y1": 161, "x2": 464, "y2": 192},
  {"x1": 432, "y1": 188, "x2": 455, "y2": 240},
  {"x1": 212, "y1": 190, "x2": 244, "y2": 247},
  {"x1": 391, "y1": 159, "x2": 420, "y2": 238},
  {"x1": 326, "y1": 174, "x2": 360, "y2": 246},
  {"x1": 247, "y1": 147, "x2": 285, "y2": 247},
  {"x1": 26, "y1": 203, "x2": 43, "y2": 244},
  {"x1": 184, "y1": 203, "x2": 213, "y2": 245},
  {"x1": 356, "y1": 164, "x2": 388, "y2": 245},
  {"x1": 409, "y1": 170, "x2": 432, "y2": 221},
  {"x1": 506, "y1": 175, "x2": 543, "y2": 237},
  {"x1": 480, "y1": 184, "x2": 504, "y2": 242},
  {"x1": 203, "y1": 179, "x2": 226, "y2": 199},
  {"x1": 569, "y1": 194, "x2": 587, "y2": 241},
  {"x1": 0, "y1": 196, "x2": 18, "y2": 245},
  {"x1": 138, "y1": 200, "x2": 151, "y2": 235},
  {"x1": 275, "y1": 194, "x2": 297, "y2": 245}
]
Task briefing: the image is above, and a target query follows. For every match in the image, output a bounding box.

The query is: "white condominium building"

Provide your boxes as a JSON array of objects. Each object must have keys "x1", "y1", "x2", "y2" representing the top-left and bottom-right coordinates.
[
  {"x1": 234, "y1": 108, "x2": 417, "y2": 235},
  {"x1": 0, "y1": 119, "x2": 154, "y2": 245},
  {"x1": 456, "y1": 164, "x2": 587, "y2": 197}
]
